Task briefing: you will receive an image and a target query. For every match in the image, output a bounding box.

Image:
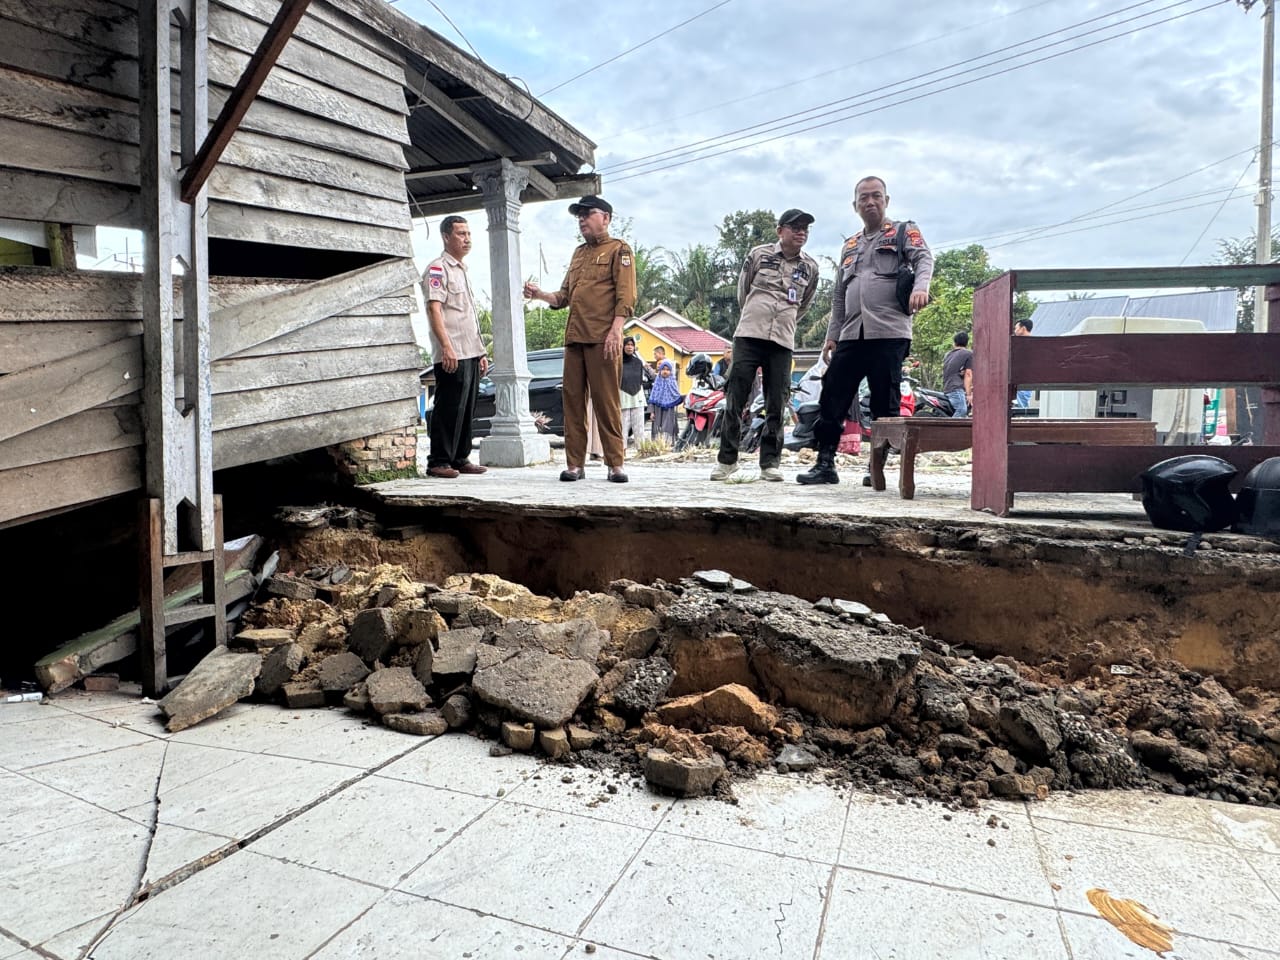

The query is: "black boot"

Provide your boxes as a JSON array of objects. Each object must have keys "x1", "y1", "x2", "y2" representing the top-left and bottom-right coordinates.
[{"x1": 796, "y1": 447, "x2": 839, "y2": 484}]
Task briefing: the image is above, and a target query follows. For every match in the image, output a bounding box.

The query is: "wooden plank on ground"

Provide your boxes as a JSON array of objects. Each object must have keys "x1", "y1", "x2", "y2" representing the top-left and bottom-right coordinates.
[
  {"x1": 0, "y1": 336, "x2": 142, "y2": 443},
  {"x1": 0, "y1": 404, "x2": 141, "y2": 472},
  {"x1": 212, "y1": 369, "x2": 418, "y2": 431},
  {"x1": 212, "y1": 342, "x2": 420, "y2": 392},
  {"x1": 213, "y1": 396, "x2": 418, "y2": 468},
  {"x1": 211, "y1": 257, "x2": 419, "y2": 358},
  {"x1": 0, "y1": 445, "x2": 140, "y2": 525}
]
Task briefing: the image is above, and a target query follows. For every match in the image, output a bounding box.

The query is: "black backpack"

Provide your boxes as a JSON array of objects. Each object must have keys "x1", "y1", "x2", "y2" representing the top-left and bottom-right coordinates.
[{"x1": 892, "y1": 221, "x2": 915, "y2": 314}]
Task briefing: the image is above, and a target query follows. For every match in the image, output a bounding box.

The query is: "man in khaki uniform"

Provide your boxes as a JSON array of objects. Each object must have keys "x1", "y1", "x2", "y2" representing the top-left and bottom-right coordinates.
[
  {"x1": 423, "y1": 215, "x2": 488, "y2": 478},
  {"x1": 712, "y1": 209, "x2": 819, "y2": 482},
  {"x1": 524, "y1": 196, "x2": 637, "y2": 482}
]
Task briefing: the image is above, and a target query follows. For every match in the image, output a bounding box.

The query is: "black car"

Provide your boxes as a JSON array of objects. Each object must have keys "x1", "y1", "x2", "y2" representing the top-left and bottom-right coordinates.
[{"x1": 472, "y1": 347, "x2": 566, "y2": 436}]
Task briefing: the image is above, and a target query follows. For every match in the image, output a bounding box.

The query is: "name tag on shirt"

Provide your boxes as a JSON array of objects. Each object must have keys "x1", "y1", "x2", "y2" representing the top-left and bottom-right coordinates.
[{"x1": 787, "y1": 287, "x2": 798, "y2": 303}]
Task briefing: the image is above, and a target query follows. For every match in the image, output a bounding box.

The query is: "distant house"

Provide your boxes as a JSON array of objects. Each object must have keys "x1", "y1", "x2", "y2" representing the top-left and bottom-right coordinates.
[
  {"x1": 1026, "y1": 289, "x2": 1237, "y2": 336},
  {"x1": 624, "y1": 305, "x2": 731, "y2": 394}
]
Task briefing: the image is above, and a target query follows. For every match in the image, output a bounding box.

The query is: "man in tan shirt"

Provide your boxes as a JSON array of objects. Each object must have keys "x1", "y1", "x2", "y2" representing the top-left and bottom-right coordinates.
[
  {"x1": 524, "y1": 196, "x2": 637, "y2": 482},
  {"x1": 712, "y1": 208, "x2": 819, "y2": 482},
  {"x1": 424, "y1": 215, "x2": 489, "y2": 478}
]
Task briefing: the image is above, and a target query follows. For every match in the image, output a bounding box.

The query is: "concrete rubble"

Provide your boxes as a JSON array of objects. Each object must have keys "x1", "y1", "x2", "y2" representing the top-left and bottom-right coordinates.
[{"x1": 162, "y1": 562, "x2": 1278, "y2": 807}]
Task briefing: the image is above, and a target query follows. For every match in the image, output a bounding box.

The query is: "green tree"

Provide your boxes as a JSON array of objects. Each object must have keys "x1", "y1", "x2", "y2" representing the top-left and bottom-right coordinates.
[
  {"x1": 632, "y1": 243, "x2": 671, "y2": 313},
  {"x1": 667, "y1": 243, "x2": 733, "y2": 332},
  {"x1": 1215, "y1": 229, "x2": 1280, "y2": 332},
  {"x1": 716, "y1": 209, "x2": 777, "y2": 270},
  {"x1": 524, "y1": 306, "x2": 566, "y2": 350}
]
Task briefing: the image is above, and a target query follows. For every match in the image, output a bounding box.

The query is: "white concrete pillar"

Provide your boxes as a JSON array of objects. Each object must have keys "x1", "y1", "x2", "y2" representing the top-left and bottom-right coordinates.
[{"x1": 472, "y1": 158, "x2": 551, "y2": 467}]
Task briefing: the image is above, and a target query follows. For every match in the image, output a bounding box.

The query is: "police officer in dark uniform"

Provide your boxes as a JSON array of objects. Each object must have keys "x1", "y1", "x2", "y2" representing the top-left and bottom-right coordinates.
[
  {"x1": 524, "y1": 196, "x2": 637, "y2": 483},
  {"x1": 797, "y1": 176, "x2": 933, "y2": 485}
]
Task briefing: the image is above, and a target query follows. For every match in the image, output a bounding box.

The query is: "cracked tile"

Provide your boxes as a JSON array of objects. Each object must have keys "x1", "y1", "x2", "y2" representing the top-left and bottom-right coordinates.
[
  {"x1": 378, "y1": 732, "x2": 542, "y2": 798},
  {"x1": 0, "y1": 809, "x2": 148, "y2": 946},
  {"x1": 398, "y1": 801, "x2": 648, "y2": 936},
  {"x1": 38, "y1": 912, "x2": 114, "y2": 960},
  {"x1": 585, "y1": 831, "x2": 828, "y2": 959},
  {"x1": 131, "y1": 819, "x2": 237, "y2": 891},
  {"x1": 0, "y1": 712, "x2": 154, "y2": 771},
  {"x1": 256, "y1": 713, "x2": 424, "y2": 769},
  {"x1": 1, "y1": 768, "x2": 112, "y2": 845},
  {"x1": 312, "y1": 891, "x2": 575, "y2": 959},
  {"x1": 88, "y1": 851, "x2": 382, "y2": 960},
  {"x1": 22, "y1": 740, "x2": 167, "y2": 814}
]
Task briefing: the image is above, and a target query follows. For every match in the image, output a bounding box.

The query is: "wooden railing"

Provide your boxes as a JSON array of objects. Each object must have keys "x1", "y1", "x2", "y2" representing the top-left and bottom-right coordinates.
[{"x1": 970, "y1": 265, "x2": 1280, "y2": 515}]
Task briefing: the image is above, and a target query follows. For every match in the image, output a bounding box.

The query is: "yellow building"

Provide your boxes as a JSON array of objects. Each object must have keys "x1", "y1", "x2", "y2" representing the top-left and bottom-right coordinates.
[{"x1": 623, "y1": 305, "x2": 731, "y2": 396}]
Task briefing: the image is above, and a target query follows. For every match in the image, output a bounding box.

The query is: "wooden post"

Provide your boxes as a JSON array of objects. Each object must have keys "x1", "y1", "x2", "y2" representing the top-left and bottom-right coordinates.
[
  {"x1": 138, "y1": 498, "x2": 167, "y2": 696},
  {"x1": 1264, "y1": 284, "x2": 1280, "y2": 445},
  {"x1": 203, "y1": 495, "x2": 227, "y2": 647},
  {"x1": 971, "y1": 272, "x2": 1016, "y2": 514}
]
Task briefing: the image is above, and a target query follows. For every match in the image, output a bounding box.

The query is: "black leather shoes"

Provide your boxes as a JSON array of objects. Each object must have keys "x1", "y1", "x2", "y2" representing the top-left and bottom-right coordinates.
[
  {"x1": 607, "y1": 467, "x2": 629, "y2": 483},
  {"x1": 560, "y1": 466, "x2": 584, "y2": 481}
]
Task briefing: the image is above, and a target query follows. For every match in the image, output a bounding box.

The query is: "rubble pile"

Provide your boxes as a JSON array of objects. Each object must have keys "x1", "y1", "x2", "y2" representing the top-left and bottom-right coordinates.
[{"x1": 193, "y1": 563, "x2": 1279, "y2": 806}]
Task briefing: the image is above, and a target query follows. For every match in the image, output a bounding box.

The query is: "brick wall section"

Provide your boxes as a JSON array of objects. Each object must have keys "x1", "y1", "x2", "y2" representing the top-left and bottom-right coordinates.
[{"x1": 331, "y1": 426, "x2": 418, "y2": 479}]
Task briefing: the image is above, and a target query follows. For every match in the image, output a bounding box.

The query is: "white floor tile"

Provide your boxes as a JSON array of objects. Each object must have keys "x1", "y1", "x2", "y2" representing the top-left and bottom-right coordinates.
[
  {"x1": 312, "y1": 890, "x2": 575, "y2": 959},
  {"x1": 0, "y1": 712, "x2": 155, "y2": 771},
  {"x1": 503, "y1": 763, "x2": 672, "y2": 829},
  {"x1": 398, "y1": 802, "x2": 648, "y2": 936},
  {"x1": 1202, "y1": 801, "x2": 1280, "y2": 856},
  {"x1": 660, "y1": 773, "x2": 849, "y2": 863},
  {"x1": 1034, "y1": 817, "x2": 1279, "y2": 949},
  {"x1": 0, "y1": 932, "x2": 29, "y2": 959},
  {"x1": 154, "y1": 751, "x2": 359, "y2": 840},
  {"x1": 1032, "y1": 789, "x2": 1226, "y2": 844},
  {"x1": 88, "y1": 851, "x2": 382, "y2": 960},
  {"x1": 23, "y1": 740, "x2": 167, "y2": 814},
  {"x1": 0, "y1": 700, "x2": 53, "y2": 726},
  {"x1": 1059, "y1": 910, "x2": 1279, "y2": 959},
  {"x1": 166, "y1": 703, "x2": 344, "y2": 751},
  {"x1": 378, "y1": 732, "x2": 543, "y2": 798},
  {"x1": 2, "y1": 768, "x2": 114, "y2": 844},
  {"x1": 38, "y1": 913, "x2": 114, "y2": 960},
  {"x1": 818, "y1": 870, "x2": 1068, "y2": 960},
  {"x1": 41, "y1": 687, "x2": 146, "y2": 717},
  {"x1": 252, "y1": 775, "x2": 494, "y2": 887},
  {"x1": 840, "y1": 794, "x2": 1056, "y2": 906},
  {"x1": 256, "y1": 713, "x2": 426, "y2": 769},
  {"x1": 1247, "y1": 851, "x2": 1280, "y2": 897},
  {"x1": 0, "y1": 810, "x2": 148, "y2": 945},
  {"x1": 584, "y1": 831, "x2": 829, "y2": 960}
]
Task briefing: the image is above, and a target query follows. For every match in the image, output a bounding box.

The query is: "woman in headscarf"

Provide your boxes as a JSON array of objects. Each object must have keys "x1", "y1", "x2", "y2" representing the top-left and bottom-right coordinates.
[
  {"x1": 648, "y1": 357, "x2": 683, "y2": 443},
  {"x1": 619, "y1": 336, "x2": 647, "y2": 449}
]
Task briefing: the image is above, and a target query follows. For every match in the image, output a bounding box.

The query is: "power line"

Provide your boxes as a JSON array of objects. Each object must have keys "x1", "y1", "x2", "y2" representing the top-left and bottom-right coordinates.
[
  {"x1": 598, "y1": 0, "x2": 1060, "y2": 141},
  {"x1": 604, "y1": 0, "x2": 1226, "y2": 184},
  {"x1": 417, "y1": 0, "x2": 483, "y2": 60},
  {"x1": 538, "y1": 0, "x2": 735, "y2": 97},
  {"x1": 600, "y1": 0, "x2": 1188, "y2": 176},
  {"x1": 1179, "y1": 154, "x2": 1258, "y2": 263}
]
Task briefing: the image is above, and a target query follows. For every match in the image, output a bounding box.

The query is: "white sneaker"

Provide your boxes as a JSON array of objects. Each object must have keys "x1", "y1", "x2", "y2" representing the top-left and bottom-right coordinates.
[
  {"x1": 710, "y1": 461, "x2": 740, "y2": 480},
  {"x1": 760, "y1": 466, "x2": 784, "y2": 482}
]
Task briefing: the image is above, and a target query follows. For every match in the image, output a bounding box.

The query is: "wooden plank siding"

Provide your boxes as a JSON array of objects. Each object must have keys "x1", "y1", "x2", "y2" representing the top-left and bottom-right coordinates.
[{"x1": 0, "y1": 0, "x2": 414, "y2": 253}]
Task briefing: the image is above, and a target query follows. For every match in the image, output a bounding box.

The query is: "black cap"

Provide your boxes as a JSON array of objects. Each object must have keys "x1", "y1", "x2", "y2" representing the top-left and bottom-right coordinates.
[
  {"x1": 778, "y1": 208, "x2": 814, "y2": 228},
  {"x1": 569, "y1": 195, "x2": 613, "y2": 217}
]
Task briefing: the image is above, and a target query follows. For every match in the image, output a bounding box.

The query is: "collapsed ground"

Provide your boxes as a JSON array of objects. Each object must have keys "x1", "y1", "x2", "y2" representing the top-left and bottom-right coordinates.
[{"x1": 158, "y1": 546, "x2": 1280, "y2": 808}]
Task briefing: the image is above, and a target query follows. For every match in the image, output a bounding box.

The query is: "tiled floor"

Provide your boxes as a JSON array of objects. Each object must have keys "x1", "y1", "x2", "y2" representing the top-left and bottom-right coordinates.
[{"x1": 3, "y1": 689, "x2": 1278, "y2": 960}]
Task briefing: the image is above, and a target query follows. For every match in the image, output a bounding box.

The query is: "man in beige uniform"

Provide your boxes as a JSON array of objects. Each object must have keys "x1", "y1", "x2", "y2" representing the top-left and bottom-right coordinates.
[
  {"x1": 712, "y1": 208, "x2": 819, "y2": 482},
  {"x1": 524, "y1": 196, "x2": 637, "y2": 483},
  {"x1": 424, "y1": 215, "x2": 489, "y2": 478}
]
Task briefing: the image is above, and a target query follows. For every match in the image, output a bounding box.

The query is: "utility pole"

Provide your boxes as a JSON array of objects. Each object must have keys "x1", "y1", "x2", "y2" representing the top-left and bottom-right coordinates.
[{"x1": 1253, "y1": 0, "x2": 1275, "y2": 332}]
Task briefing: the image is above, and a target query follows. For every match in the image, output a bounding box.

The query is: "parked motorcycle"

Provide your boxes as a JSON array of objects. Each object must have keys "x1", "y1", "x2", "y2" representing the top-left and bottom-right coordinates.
[
  {"x1": 905, "y1": 375, "x2": 956, "y2": 418},
  {"x1": 741, "y1": 389, "x2": 797, "y2": 454},
  {"x1": 783, "y1": 364, "x2": 916, "y2": 451},
  {"x1": 674, "y1": 353, "x2": 726, "y2": 451}
]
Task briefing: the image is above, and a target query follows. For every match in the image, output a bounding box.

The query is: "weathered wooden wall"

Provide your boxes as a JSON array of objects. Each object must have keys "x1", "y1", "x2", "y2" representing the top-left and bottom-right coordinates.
[
  {"x1": 0, "y1": 0, "x2": 413, "y2": 254},
  {"x1": 0, "y1": 265, "x2": 423, "y2": 527}
]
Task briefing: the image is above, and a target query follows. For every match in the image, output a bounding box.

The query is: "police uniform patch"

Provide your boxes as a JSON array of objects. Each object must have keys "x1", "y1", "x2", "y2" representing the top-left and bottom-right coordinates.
[
  {"x1": 427, "y1": 264, "x2": 445, "y2": 289},
  {"x1": 907, "y1": 228, "x2": 923, "y2": 247},
  {"x1": 842, "y1": 255, "x2": 855, "y2": 268},
  {"x1": 429, "y1": 277, "x2": 442, "y2": 288},
  {"x1": 621, "y1": 254, "x2": 631, "y2": 267}
]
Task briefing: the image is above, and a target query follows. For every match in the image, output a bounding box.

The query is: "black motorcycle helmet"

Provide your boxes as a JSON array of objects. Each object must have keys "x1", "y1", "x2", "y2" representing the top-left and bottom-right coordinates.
[
  {"x1": 1234, "y1": 456, "x2": 1280, "y2": 537},
  {"x1": 1140, "y1": 455, "x2": 1238, "y2": 533},
  {"x1": 685, "y1": 352, "x2": 712, "y2": 378}
]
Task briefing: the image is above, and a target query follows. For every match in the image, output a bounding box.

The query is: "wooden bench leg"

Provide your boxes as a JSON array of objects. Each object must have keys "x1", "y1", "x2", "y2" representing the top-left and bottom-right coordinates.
[
  {"x1": 870, "y1": 440, "x2": 889, "y2": 491},
  {"x1": 899, "y1": 430, "x2": 919, "y2": 500}
]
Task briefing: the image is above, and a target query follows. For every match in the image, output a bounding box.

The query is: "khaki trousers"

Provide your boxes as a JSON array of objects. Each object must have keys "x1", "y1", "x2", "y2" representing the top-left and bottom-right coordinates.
[{"x1": 563, "y1": 342, "x2": 624, "y2": 468}]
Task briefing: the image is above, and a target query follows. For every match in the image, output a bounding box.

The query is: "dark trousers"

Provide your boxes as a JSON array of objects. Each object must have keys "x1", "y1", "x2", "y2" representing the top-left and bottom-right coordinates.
[
  {"x1": 718, "y1": 336, "x2": 792, "y2": 469},
  {"x1": 813, "y1": 336, "x2": 911, "y2": 449},
  {"x1": 429, "y1": 356, "x2": 481, "y2": 468}
]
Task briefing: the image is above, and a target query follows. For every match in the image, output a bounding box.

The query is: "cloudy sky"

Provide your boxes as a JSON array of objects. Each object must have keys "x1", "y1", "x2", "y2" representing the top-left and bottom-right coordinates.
[{"x1": 396, "y1": 0, "x2": 1272, "y2": 313}]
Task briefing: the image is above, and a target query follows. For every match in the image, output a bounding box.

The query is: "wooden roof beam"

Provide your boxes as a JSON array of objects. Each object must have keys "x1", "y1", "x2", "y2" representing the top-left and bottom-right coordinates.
[
  {"x1": 406, "y1": 67, "x2": 514, "y2": 159},
  {"x1": 180, "y1": 0, "x2": 313, "y2": 203}
]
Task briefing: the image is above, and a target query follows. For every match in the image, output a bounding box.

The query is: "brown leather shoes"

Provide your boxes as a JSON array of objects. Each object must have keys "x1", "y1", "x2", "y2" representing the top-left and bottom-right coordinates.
[
  {"x1": 426, "y1": 465, "x2": 459, "y2": 478},
  {"x1": 560, "y1": 466, "x2": 584, "y2": 481},
  {"x1": 455, "y1": 462, "x2": 487, "y2": 475}
]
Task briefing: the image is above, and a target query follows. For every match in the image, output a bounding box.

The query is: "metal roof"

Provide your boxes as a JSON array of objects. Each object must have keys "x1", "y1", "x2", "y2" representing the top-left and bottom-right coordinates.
[{"x1": 1027, "y1": 289, "x2": 1238, "y2": 337}]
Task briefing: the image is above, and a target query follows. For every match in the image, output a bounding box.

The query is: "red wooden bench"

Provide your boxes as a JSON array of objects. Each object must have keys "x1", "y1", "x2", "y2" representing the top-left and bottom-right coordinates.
[{"x1": 869, "y1": 417, "x2": 1156, "y2": 500}]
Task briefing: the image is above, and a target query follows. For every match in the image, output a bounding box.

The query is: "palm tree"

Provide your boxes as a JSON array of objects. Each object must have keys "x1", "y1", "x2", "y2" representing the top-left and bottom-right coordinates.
[
  {"x1": 632, "y1": 244, "x2": 671, "y2": 314},
  {"x1": 667, "y1": 244, "x2": 730, "y2": 326}
]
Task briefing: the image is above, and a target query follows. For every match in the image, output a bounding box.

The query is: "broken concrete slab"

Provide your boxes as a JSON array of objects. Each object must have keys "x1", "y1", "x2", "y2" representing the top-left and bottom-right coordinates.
[
  {"x1": 775, "y1": 744, "x2": 818, "y2": 773},
  {"x1": 343, "y1": 682, "x2": 370, "y2": 713},
  {"x1": 82, "y1": 674, "x2": 119, "y2": 693},
  {"x1": 413, "y1": 641, "x2": 434, "y2": 686},
  {"x1": 539, "y1": 727, "x2": 571, "y2": 759},
  {"x1": 365, "y1": 667, "x2": 429, "y2": 715},
  {"x1": 998, "y1": 701, "x2": 1063, "y2": 762},
  {"x1": 384, "y1": 710, "x2": 448, "y2": 736},
  {"x1": 230, "y1": 627, "x2": 296, "y2": 652},
  {"x1": 263, "y1": 574, "x2": 317, "y2": 601},
  {"x1": 429, "y1": 591, "x2": 477, "y2": 617},
  {"x1": 402, "y1": 608, "x2": 446, "y2": 648},
  {"x1": 282, "y1": 680, "x2": 325, "y2": 708},
  {"x1": 603, "y1": 657, "x2": 675, "y2": 716},
  {"x1": 472, "y1": 648, "x2": 599, "y2": 729},
  {"x1": 567, "y1": 724, "x2": 599, "y2": 750},
  {"x1": 316, "y1": 652, "x2": 370, "y2": 696},
  {"x1": 432, "y1": 627, "x2": 483, "y2": 677},
  {"x1": 664, "y1": 632, "x2": 754, "y2": 697},
  {"x1": 501, "y1": 721, "x2": 536, "y2": 750},
  {"x1": 158, "y1": 647, "x2": 261, "y2": 733},
  {"x1": 643, "y1": 748, "x2": 726, "y2": 796},
  {"x1": 490, "y1": 617, "x2": 604, "y2": 663},
  {"x1": 441, "y1": 693, "x2": 472, "y2": 728},
  {"x1": 692, "y1": 569, "x2": 734, "y2": 591},
  {"x1": 348, "y1": 608, "x2": 396, "y2": 665},
  {"x1": 257, "y1": 642, "x2": 304, "y2": 699}
]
